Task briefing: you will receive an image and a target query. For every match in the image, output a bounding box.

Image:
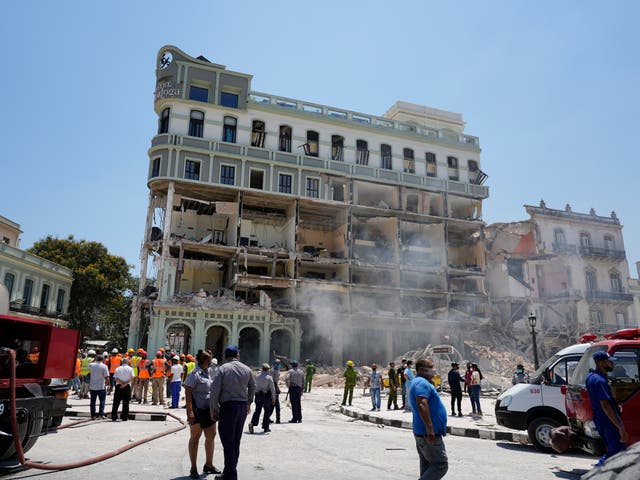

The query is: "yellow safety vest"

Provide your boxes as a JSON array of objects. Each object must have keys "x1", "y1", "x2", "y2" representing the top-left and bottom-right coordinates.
[
  {"x1": 131, "y1": 355, "x2": 141, "y2": 376},
  {"x1": 186, "y1": 361, "x2": 196, "y2": 374},
  {"x1": 80, "y1": 357, "x2": 92, "y2": 376}
]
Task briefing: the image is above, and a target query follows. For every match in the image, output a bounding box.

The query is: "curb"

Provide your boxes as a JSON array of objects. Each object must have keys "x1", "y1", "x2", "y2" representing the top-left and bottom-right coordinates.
[
  {"x1": 65, "y1": 411, "x2": 168, "y2": 421},
  {"x1": 339, "y1": 406, "x2": 529, "y2": 444}
]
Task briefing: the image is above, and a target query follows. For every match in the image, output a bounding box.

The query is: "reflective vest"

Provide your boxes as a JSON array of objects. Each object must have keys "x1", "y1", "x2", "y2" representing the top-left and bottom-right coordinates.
[
  {"x1": 109, "y1": 354, "x2": 122, "y2": 373},
  {"x1": 81, "y1": 357, "x2": 92, "y2": 376},
  {"x1": 131, "y1": 355, "x2": 141, "y2": 376},
  {"x1": 186, "y1": 361, "x2": 196, "y2": 374},
  {"x1": 138, "y1": 359, "x2": 150, "y2": 379},
  {"x1": 152, "y1": 358, "x2": 166, "y2": 378},
  {"x1": 27, "y1": 353, "x2": 40, "y2": 363},
  {"x1": 75, "y1": 358, "x2": 81, "y2": 377}
]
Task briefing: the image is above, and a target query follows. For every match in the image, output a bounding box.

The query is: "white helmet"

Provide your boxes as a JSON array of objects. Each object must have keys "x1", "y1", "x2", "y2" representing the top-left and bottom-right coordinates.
[
  {"x1": 111, "y1": 348, "x2": 118, "y2": 354},
  {"x1": 212, "y1": 358, "x2": 218, "y2": 366},
  {"x1": 88, "y1": 349, "x2": 96, "y2": 356}
]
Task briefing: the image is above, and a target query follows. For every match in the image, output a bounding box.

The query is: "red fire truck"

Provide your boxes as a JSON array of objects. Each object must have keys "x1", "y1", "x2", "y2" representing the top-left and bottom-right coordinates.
[
  {"x1": 563, "y1": 328, "x2": 640, "y2": 455},
  {"x1": 0, "y1": 313, "x2": 80, "y2": 459}
]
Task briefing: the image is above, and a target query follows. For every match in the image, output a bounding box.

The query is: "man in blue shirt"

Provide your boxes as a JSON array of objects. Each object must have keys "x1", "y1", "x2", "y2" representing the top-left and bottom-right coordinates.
[
  {"x1": 586, "y1": 350, "x2": 627, "y2": 467},
  {"x1": 409, "y1": 357, "x2": 448, "y2": 480}
]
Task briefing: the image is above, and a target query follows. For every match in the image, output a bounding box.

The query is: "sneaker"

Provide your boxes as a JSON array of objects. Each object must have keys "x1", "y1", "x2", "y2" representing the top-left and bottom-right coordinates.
[
  {"x1": 248, "y1": 423, "x2": 254, "y2": 434},
  {"x1": 203, "y1": 464, "x2": 221, "y2": 474}
]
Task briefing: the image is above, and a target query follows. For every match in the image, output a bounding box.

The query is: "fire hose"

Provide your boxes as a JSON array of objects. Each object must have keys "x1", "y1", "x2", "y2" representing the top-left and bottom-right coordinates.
[{"x1": 6, "y1": 348, "x2": 187, "y2": 471}]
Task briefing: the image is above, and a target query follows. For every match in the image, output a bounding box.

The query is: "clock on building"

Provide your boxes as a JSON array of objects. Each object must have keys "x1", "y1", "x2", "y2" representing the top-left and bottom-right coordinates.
[{"x1": 159, "y1": 51, "x2": 173, "y2": 70}]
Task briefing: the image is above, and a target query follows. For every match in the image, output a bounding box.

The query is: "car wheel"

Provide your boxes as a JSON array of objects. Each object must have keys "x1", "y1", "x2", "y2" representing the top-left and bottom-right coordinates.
[{"x1": 528, "y1": 417, "x2": 562, "y2": 452}]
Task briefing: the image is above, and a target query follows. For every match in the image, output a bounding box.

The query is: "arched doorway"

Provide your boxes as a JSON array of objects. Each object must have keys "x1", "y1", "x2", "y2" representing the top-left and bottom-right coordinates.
[
  {"x1": 206, "y1": 325, "x2": 229, "y2": 362},
  {"x1": 270, "y1": 328, "x2": 292, "y2": 360},
  {"x1": 238, "y1": 327, "x2": 261, "y2": 367},
  {"x1": 166, "y1": 323, "x2": 192, "y2": 355}
]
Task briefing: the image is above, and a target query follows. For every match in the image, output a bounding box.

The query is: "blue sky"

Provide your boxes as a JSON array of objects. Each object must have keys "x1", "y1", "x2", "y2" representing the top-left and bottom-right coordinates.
[{"x1": 2, "y1": 1, "x2": 639, "y2": 279}]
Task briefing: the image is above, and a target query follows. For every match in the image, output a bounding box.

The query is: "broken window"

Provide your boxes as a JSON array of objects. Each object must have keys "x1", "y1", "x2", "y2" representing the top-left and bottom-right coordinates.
[
  {"x1": 222, "y1": 116, "x2": 237, "y2": 143},
  {"x1": 381, "y1": 144, "x2": 392, "y2": 170},
  {"x1": 403, "y1": 148, "x2": 415, "y2": 173},
  {"x1": 331, "y1": 135, "x2": 344, "y2": 161},
  {"x1": 221, "y1": 165, "x2": 235, "y2": 185},
  {"x1": 278, "y1": 174, "x2": 292, "y2": 194},
  {"x1": 306, "y1": 177, "x2": 320, "y2": 198},
  {"x1": 188, "y1": 110, "x2": 204, "y2": 138},
  {"x1": 447, "y1": 156, "x2": 459, "y2": 181},
  {"x1": 426, "y1": 152, "x2": 436, "y2": 177},
  {"x1": 303, "y1": 131, "x2": 319, "y2": 157},
  {"x1": 151, "y1": 157, "x2": 160, "y2": 177},
  {"x1": 250, "y1": 169, "x2": 264, "y2": 189},
  {"x1": 185, "y1": 160, "x2": 200, "y2": 180},
  {"x1": 356, "y1": 139, "x2": 369, "y2": 165},
  {"x1": 158, "y1": 107, "x2": 170, "y2": 134},
  {"x1": 251, "y1": 120, "x2": 266, "y2": 148},
  {"x1": 279, "y1": 125, "x2": 292, "y2": 152}
]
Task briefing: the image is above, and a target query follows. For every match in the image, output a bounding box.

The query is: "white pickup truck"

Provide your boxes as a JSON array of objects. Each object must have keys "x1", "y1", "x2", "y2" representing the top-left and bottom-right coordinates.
[{"x1": 495, "y1": 342, "x2": 590, "y2": 451}]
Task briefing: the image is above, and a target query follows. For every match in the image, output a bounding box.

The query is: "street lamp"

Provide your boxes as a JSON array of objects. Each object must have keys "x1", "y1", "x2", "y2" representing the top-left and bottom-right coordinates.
[{"x1": 528, "y1": 312, "x2": 539, "y2": 370}]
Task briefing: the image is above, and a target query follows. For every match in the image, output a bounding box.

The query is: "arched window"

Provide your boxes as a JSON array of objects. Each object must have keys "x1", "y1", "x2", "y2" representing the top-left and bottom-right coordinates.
[
  {"x1": 279, "y1": 125, "x2": 292, "y2": 152},
  {"x1": 222, "y1": 116, "x2": 237, "y2": 143},
  {"x1": 403, "y1": 148, "x2": 415, "y2": 173},
  {"x1": 426, "y1": 152, "x2": 436, "y2": 177},
  {"x1": 158, "y1": 107, "x2": 170, "y2": 134},
  {"x1": 331, "y1": 135, "x2": 344, "y2": 161},
  {"x1": 356, "y1": 139, "x2": 369, "y2": 165},
  {"x1": 381, "y1": 144, "x2": 392, "y2": 170},
  {"x1": 251, "y1": 120, "x2": 266, "y2": 148},
  {"x1": 188, "y1": 110, "x2": 204, "y2": 138},
  {"x1": 447, "y1": 156, "x2": 459, "y2": 181},
  {"x1": 303, "y1": 131, "x2": 319, "y2": 157}
]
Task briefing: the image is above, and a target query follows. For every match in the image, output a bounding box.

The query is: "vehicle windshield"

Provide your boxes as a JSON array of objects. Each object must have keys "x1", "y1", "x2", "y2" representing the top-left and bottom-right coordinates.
[
  {"x1": 569, "y1": 345, "x2": 608, "y2": 386},
  {"x1": 530, "y1": 353, "x2": 563, "y2": 384}
]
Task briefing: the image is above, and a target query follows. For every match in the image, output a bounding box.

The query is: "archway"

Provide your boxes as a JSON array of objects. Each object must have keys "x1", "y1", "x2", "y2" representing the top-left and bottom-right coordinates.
[
  {"x1": 206, "y1": 325, "x2": 229, "y2": 362},
  {"x1": 165, "y1": 323, "x2": 192, "y2": 355},
  {"x1": 238, "y1": 327, "x2": 261, "y2": 367},
  {"x1": 270, "y1": 328, "x2": 292, "y2": 360}
]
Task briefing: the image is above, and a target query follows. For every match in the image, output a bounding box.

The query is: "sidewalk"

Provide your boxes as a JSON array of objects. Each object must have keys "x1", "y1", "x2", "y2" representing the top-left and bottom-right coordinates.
[
  {"x1": 64, "y1": 393, "x2": 184, "y2": 422},
  {"x1": 336, "y1": 388, "x2": 530, "y2": 444}
]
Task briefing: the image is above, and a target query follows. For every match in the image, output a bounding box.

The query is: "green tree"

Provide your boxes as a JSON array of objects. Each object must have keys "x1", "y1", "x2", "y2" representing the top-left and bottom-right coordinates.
[{"x1": 28, "y1": 235, "x2": 134, "y2": 343}]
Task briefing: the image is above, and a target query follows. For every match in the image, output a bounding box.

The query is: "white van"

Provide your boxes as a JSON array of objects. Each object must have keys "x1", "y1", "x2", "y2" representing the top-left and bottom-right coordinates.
[{"x1": 495, "y1": 342, "x2": 590, "y2": 451}]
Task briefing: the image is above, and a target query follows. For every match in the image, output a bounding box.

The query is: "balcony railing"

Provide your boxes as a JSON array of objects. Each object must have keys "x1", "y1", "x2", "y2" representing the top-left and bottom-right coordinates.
[
  {"x1": 579, "y1": 245, "x2": 626, "y2": 260},
  {"x1": 149, "y1": 135, "x2": 490, "y2": 198},
  {"x1": 9, "y1": 302, "x2": 69, "y2": 321},
  {"x1": 585, "y1": 290, "x2": 633, "y2": 303},
  {"x1": 543, "y1": 289, "x2": 582, "y2": 300},
  {"x1": 552, "y1": 242, "x2": 577, "y2": 254}
]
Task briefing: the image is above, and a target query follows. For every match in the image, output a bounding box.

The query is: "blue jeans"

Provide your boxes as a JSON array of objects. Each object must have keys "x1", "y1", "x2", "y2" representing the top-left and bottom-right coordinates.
[
  {"x1": 90, "y1": 389, "x2": 106, "y2": 417},
  {"x1": 170, "y1": 381, "x2": 181, "y2": 408},
  {"x1": 596, "y1": 422, "x2": 626, "y2": 466},
  {"x1": 469, "y1": 385, "x2": 481, "y2": 413},
  {"x1": 414, "y1": 433, "x2": 448, "y2": 480},
  {"x1": 370, "y1": 387, "x2": 381, "y2": 409}
]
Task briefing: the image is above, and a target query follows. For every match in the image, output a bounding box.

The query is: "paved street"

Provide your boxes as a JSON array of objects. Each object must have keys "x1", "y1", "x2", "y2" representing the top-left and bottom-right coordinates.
[{"x1": 2, "y1": 388, "x2": 596, "y2": 480}]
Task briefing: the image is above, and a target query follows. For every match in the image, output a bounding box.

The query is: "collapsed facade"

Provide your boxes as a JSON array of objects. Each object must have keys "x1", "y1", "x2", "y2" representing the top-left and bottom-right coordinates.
[
  {"x1": 486, "y1": 202, "x2": 636, "y2": 354},
  {"x1": 128, "y1": 46, "x2": 490, "y2": 366}
]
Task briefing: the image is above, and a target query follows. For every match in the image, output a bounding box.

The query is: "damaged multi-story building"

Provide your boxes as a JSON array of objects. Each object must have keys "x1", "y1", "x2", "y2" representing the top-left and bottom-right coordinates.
[
  {"x1": 486, "y1": 201, "x2": 637, "y2": 354},
  {"x1": 128, "y1": 45, "x2": 490, "y2": 366}
]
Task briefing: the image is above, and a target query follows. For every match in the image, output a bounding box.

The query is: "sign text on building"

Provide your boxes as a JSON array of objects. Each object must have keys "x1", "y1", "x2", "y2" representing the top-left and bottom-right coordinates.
[{"x1": 155, "y1": 81, "x2": 181, "y2": 100}]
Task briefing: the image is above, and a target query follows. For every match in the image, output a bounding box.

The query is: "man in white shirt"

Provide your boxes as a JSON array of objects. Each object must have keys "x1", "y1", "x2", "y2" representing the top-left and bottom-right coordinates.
[
  {"x1": 88, "y1": 354, "x2": 110, "y2": 419},
  {"x1": 111, "y1": 357, "x2": 135, "y2": 421},
  {"x1": 170, "y1": 355, "x2": 184, "y2": 409}
]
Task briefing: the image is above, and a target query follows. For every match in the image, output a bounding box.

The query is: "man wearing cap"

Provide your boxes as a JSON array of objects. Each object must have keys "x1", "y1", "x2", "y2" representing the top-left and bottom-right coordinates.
[
  {"x1": 447, "y1": 362, "x2": 464, "y2": 417},
  {"x1": 249, "y1": 363, "x2": 276, "y2": 433},
  {"x1": 285, "y1": 360, "x2": 305, "y2": 423},
  {"x1": 268, "y1": 359, "x2": 282, "y2": 424},
  {"x1": 586, "y1": 351, "x2": 627, "y2": 466},
  {"x1": 210, "y1": 345, "x2": 255, "y2": 480},
  {"x1": 304, "y1": 359, "x2": 316, "y2": 393},
  {"x1": 111, "y1": 357, "x2": 134, "y2": 421},
  {"x1": 512, "y1": 364, "x2": 530, "y2": 385},
  {"x1": 170, "y1": 355, "x2": 184, "y2": 409},
  {"x1": 342, "y1": 360, "x2": 357, "y2": 406}
]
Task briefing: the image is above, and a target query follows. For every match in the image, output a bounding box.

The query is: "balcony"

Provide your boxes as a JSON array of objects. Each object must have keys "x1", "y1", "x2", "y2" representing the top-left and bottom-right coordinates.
[
  {"x1": 149, "y1": 135, "x2": 490, "y2": 199},
  {"x1": 552, "y1": 242, "x2": 577, "y2": 254},
  {"x1": 542, "y1": 289, "x2": 582, "y2": 301},
  {"x1": 585, "y1": 290, "x2": 633, "y2": 303},
  {"x1": 579, "y1": 245, "x2": 626, "y2": 261},
  {"x1": 9, "y1": 302, "x2": 69, "y2": 321}
]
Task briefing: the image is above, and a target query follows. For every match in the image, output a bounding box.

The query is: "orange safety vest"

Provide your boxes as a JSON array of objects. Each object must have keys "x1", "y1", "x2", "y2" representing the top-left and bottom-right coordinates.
[
  {"x1": 109, "y1": 354, "x2": 122, "y2": 373},
  {"x1": 152, "y1": 358, "x2": 166, "y2": 378},
  {"x1": 28, "y1": 353, "x2": 40, "y2": 363},
  {"x1": 138, "y1": 359, "x2": 150, "y2": 379},
  {"x1": 75, "y1": 358, "x2": 81, "y2": 377}
]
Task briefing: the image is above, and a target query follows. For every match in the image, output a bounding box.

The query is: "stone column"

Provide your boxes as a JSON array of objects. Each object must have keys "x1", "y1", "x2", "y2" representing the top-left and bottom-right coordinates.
[
  {"x1": 193, "y1": 313, "x2": 206, "y2": 353},
  {"x1": 158, "y1": 182, "x2": 175, "y2": 301},
  {"x1": 259, "y1": 313, "x2": 271, "y2": 365}
]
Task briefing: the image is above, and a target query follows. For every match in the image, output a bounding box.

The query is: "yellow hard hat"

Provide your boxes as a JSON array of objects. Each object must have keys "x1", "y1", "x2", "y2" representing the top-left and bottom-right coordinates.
[
  {"x1": 127, "y1": 348, "x2": 134, "y2": 354},
  {"x1": 346, "y1": 360, "x2": 354, "y2": 367}
]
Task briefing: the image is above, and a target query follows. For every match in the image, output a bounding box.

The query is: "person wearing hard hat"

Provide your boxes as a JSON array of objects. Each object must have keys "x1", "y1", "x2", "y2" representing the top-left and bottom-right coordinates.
[
  {"x1": 80, "y1": 350, "x2": 95, "y2": 399},
  {"x1": 169, "y1": 355, "x2": 183, "y2": 409},
  {"x1": 304, "y1": 359, "x2": 316, "y2": 393},
  {"x1": 135, "y1": 351, "x2": 151, "y2": 404},
  {"x1": 342, "y1": 361, "x2": 357, "y2": 406},
  {"x1": 107, "y1": 348, "x2": 122, "y2": 395},
  {"x1": 151, "y1": 351, "x2": 166, "y2": 405}
]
